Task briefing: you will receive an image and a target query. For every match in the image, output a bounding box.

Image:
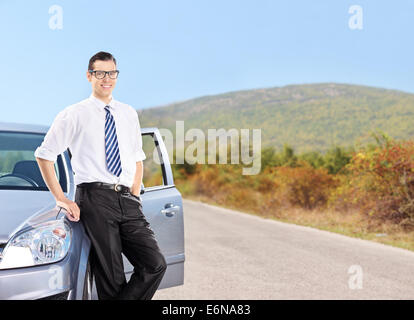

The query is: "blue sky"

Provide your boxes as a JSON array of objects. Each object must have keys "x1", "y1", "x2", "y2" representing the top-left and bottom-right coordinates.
[{"x1": 1, "y1": 0, "x2": 413, "y2": 125}]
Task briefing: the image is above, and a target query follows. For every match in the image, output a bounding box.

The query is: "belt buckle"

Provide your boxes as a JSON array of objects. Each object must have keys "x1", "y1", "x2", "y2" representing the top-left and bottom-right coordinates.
[{"x1": 114, "y1": 183, "x2": 122, "y2": 192}]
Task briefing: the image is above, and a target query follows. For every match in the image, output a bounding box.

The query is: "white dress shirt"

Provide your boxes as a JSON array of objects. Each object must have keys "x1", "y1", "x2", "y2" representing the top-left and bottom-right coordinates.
[{"x1": 34, "y1": 94, "x2": 146, "y2": 188}]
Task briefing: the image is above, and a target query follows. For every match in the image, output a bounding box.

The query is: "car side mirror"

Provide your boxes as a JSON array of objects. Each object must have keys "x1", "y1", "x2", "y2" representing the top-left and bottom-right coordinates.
[{"x1": 140, "y1": 183, "x2": 145, "y2": 195}]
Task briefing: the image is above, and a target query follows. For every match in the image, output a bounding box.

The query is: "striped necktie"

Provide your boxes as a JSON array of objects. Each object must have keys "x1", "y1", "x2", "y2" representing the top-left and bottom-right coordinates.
[{"x1": 104, "y1": 105, "x2": 122, "y2": 177}]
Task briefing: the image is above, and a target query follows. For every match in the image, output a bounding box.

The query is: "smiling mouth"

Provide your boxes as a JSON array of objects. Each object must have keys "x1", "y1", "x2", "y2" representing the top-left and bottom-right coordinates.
[{"x1": 101, "y1": 85, "x2": 112, "y2": 89}]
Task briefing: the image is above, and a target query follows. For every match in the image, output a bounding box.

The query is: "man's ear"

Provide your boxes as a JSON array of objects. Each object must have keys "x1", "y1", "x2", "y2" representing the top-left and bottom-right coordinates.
[{"x1": 86, "y1": 71, "x2": 92, "y2": 82}]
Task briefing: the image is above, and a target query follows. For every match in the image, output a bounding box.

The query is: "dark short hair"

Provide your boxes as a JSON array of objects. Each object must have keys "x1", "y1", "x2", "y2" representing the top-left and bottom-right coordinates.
[{"x1": 88, "y1": 51, "x2": 117, "y2": 70}]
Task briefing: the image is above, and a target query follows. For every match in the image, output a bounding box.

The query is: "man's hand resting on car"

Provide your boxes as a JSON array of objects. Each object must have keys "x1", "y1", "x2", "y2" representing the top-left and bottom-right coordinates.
[
  {"x1": 56, "y1": 197, "x2": 80, "y2": 222},
  {"x1": 35, "y1": 157, "x2": 81, "y2": 222}
]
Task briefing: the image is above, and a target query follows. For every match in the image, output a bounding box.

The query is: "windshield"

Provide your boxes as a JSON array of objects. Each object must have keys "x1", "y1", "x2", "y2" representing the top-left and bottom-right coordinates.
[{"x1": 0, "y1": 131, "x2": 67, "y2": 191}]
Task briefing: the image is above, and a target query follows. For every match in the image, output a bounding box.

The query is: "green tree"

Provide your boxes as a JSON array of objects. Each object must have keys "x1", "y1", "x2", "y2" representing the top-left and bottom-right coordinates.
[{"x1": 323, "y1": 146, "x2": 352, "y2": 174}]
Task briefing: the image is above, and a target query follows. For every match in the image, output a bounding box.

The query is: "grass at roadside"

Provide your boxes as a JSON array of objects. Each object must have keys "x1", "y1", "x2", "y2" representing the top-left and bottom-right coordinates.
[
  {"x1": 180, "y1": 190, "x2": 414, "y2": 253},
  {"x1": 165, "y1": 132, "x2": 414, "y2": 252}
]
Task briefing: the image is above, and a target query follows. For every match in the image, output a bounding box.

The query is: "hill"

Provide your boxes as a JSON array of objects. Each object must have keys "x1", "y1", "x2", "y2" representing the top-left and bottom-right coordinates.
[{"x1": 138, "y1": 83, "x2": 414, "y2": 153}]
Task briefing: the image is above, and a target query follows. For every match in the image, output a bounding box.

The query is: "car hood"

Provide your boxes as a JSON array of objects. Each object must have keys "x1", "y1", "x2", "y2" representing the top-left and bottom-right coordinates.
[{"x1": 0, "y1": 190, "x2": 61, "y2": 243}]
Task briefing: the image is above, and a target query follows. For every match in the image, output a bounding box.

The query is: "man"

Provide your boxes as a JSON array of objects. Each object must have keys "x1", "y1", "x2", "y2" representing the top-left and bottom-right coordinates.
[{"x1": 34, "y1": 51, "x2": 167, "y2": 300}]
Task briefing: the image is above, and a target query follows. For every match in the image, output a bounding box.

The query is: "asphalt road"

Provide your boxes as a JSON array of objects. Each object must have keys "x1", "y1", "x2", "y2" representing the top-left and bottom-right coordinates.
[{"x1": 153, "y1": 199, "x2": 414, "y2": 300}]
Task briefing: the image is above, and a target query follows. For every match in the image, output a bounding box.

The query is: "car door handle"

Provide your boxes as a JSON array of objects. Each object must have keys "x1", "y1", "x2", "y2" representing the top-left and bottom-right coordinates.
[{"x1": 160, "y1": 203, "x2": 180, "y2": 217}]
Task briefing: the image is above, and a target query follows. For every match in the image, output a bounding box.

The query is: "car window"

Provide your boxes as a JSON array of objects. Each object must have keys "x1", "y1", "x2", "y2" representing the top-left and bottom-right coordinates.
[
  {"x1": 142, "y1": 133, "x2": 167, "y2": 188},
  {"x1": 0, "y1": 131, "x2": 67, "y2": 192}
]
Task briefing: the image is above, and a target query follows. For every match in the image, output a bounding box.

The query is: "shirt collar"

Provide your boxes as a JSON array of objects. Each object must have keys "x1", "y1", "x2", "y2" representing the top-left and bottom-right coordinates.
[{"x1": 89, "y1": 94, "x2": 116, "y2": 112}]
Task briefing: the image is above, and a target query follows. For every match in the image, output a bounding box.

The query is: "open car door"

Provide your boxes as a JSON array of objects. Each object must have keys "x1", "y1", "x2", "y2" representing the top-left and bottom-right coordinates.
[{"x1": 122, "y1": 127, "x2": 185, "y2": 289}]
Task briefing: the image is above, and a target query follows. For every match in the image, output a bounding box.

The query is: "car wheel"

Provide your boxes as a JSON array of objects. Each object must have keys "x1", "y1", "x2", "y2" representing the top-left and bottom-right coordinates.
[{"x1": 82, "y1": 258, "x2": 93, "y2": 300}]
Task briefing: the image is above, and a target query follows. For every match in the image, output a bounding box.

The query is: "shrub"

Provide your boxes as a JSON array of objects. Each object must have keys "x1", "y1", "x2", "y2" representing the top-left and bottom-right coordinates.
[
  {"x1": 274, "y1": 162, "x2": 339, "y2": 209},
  {"x1": 330, "y1": 138, "x2": 414, "y2": 228}
]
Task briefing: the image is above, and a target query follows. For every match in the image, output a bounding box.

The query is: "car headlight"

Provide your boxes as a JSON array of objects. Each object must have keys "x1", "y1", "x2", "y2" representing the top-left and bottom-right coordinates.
[{"x1": 0, "y1": 219, "x2": 72, "y2": 270}]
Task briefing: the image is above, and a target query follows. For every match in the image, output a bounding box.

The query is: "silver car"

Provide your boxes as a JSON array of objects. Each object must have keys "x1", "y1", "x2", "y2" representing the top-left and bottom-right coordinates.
[{"x1": 0, "y1": 122, "x2": 185, "y2": 300}]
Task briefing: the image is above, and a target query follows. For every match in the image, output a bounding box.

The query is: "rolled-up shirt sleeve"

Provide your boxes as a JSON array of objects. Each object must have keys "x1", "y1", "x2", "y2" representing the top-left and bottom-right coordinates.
[
  {"x1": 34, "y1": 108, "x2": 75, "y2": 162},
  {"x1": 134, "y1": 111, "x2": 146, "y2": 162}
]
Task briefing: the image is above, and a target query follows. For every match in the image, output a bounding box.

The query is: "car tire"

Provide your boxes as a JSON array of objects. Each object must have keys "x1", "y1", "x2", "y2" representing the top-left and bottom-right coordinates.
[{"x1": 82, "y1": 257, "x2": 93, "y2": 300}]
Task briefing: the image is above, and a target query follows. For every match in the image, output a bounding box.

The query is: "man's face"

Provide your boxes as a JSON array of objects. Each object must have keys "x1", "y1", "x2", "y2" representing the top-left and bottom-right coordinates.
[{"x1": 86, "y1": 59, "x2": 117, "y2": 99}]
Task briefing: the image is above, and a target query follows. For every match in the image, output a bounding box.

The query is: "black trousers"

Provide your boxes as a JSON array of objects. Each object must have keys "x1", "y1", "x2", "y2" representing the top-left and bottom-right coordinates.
[{"x1": 75, "y1": 183, "x2": 167, "y2": 300}]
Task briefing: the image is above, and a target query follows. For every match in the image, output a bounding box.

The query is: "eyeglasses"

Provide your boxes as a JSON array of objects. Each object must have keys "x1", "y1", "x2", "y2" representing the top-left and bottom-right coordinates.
[{"x1": 88, "y1": 70, "x2": 120, "y2": 79}]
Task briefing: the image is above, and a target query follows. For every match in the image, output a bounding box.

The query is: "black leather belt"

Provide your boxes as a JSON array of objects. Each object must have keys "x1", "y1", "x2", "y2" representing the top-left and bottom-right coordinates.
[{"x1": 77, "y1": 182, "x2": 131, "y2": 193}]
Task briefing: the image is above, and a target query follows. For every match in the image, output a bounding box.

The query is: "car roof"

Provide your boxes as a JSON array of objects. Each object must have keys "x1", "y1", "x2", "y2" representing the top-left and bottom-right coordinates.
[
  {"x1": 0, "y1": 122, "x2": 49, "y2": 134},
  {"x1": 0, "y1": 122, "x2": 156, "y2": 134}
]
